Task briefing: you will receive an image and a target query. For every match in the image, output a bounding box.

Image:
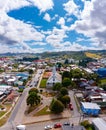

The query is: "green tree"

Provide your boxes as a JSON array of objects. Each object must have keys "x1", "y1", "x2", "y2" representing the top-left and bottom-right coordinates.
[
  {"x1": 71, "y1": 68, "x2": 82, "y2": 79},
  {"x1": 61, "y1": 95, "x2": 70, "y2": 107},
  {"x1": 62, "y1": 71, "x2": 70, "y2": 80},
  {"x1": 62, "y1": 78, "x2": 71, "y2": 87},
  {"x1": 27, "y1": 92, "x2": 41, "y2": 106},
  {"x1": 29, "y1": 88, "x2": 39, "y2": 94},
  {"x1": 50, "y1": 99, "x2": 64, "y2": 114},
  {"x1": 64, "y1": 59, "x2": 69, "y2": 64},
  {"x1": 29, "y1": 69, "x2": 34, "y2": 75},
  {"x1": 60, "y1": 87, "x2": 68, "y2": 96},
  {"x1": 53, "y1": 83, "x2": 62, "y2": 91},
  {"x1": 23, "y1": 79, "x2": 27, "y2": 86}
]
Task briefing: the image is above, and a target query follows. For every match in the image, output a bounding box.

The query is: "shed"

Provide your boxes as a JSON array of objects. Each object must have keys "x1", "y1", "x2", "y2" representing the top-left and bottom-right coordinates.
[
  {"x1": 81, "y1": 102, "x2": 101, "y2": 116},
  {"x1": 92, "y1": 118, "x2": 106, "y2": 130}
]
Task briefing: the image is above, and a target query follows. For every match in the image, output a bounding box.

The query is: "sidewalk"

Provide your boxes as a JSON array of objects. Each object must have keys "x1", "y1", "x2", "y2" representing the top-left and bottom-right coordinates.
[{"x1": 22, "y1": 109, "x2": 71, "y2": 125}]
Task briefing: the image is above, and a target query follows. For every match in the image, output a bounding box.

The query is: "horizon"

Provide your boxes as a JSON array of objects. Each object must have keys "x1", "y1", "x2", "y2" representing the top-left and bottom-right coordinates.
[{"x1": 0, "y1": 0, "x2": 106, "y2": 53}]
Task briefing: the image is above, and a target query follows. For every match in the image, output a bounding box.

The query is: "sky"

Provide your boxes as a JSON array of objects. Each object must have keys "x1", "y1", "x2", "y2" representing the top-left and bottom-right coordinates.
[{"x1": 0, "y1": 0, "x2": 106, "y2": 53}]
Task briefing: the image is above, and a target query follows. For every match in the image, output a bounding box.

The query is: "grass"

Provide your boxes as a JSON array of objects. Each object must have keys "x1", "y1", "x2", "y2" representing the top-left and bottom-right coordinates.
[
  {"x1": 0, "y1": 111, "x2": 5, "y2": 117},
  {"x1": 85, "y1": 52, "x2": 101, "y2": 59},
  {"x1": 39, "y1": 79, "x2": 47, "y2": 88},
  {"x1": 0, "y1": 104, "x2": 3, "y2": 108},
  {"x1": 100, "y1": 78, "x2": 106, "y2": 85},
  {"x1": 0, "y1": 112, "x2": 10, "y2": 126},
  {"x1": 34, "y1": 106, "x2": 51, "y2": 116},
  {"x1": 27, "y1": 104, "x2": 41, "y2": 114}
]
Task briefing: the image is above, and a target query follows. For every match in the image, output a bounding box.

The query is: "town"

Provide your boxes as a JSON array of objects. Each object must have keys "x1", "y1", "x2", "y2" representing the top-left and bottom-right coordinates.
[{"x1": 0, "y1": 51, "x2": 106, "y2": 130}]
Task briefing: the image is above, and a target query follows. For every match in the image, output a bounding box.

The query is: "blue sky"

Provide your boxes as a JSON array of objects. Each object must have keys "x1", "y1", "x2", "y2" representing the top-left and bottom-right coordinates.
[{"x1": 0, "y1": 0, "x2": 106, "y2": 53}]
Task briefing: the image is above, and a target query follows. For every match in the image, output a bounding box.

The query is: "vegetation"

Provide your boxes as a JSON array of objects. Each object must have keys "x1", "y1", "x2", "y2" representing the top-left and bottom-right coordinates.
[
  {"x1": 62, "y1": 71, "x2": 71, "y2": 79},
  {"x1": 28, "y1": 69, "x2": 34, "y2": 75},
  {"x1": 34, "y1": 106, "x2": 51, "y2": 116},
  {"x1": 53, "y1": 83, "x2": 62, "y2": 91},
  {"x1": 29, "y1": 88, "x2": 39, "y2": 94},
  {"x1": 80, "y1": 120, "x2": 95, "y2": 130},
  {"x1": 60, "y1": 87, "x2": 68, "y2": 96},
  {"x1": 85, "y1": 52, "x2": 101, "y2": 59},
  {"x1": 40, "y1": 79, "x2": 47, "y2": 88},
  {"x1": 61, "y1": 95, "x2": 70, "y2": 107},
  {"x1": 50, "y1": 99, "x2": 64, "y2": 114},
  {"x1": 27, "y1": 91, "x2": 41, "y2": 107},
  {"x1": 62, "y1": 78, "x2": 71, "y2": 87}
]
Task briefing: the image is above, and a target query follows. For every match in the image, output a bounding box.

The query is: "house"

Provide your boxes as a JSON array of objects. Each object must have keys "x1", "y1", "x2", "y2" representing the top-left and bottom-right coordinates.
[
  {"x1": 81, "y1": 102, "x2": 101, "y2": 116},
  {"x1": 92, "y1": 118, "x2": 106, "y2": 130},
  {"x1": 46, "y1": 66, "x2": 62, "y2": 88}
]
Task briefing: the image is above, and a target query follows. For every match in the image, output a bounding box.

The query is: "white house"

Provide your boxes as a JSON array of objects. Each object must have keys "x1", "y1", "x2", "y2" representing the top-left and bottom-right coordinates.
[{"x1": 46, "y1": 66, "x2": 62, "y2": 88}]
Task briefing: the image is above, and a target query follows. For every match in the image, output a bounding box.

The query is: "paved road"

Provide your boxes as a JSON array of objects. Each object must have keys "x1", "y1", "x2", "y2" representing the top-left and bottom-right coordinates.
[
  {"x1": 69, "y1": 91, "x2": 80, "y2": 117},
  {"x1": 8, "y1": 90, "x2": 27, "y2": 123}
]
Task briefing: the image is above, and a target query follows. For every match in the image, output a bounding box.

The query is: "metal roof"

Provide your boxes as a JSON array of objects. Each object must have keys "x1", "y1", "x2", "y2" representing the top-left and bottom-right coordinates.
[
  {"x1": 81, "y1": 102, "x2": 100, "y2": 109},
  {"x1": 92, "y1": 118, "x2": 106, "y2": 130}
]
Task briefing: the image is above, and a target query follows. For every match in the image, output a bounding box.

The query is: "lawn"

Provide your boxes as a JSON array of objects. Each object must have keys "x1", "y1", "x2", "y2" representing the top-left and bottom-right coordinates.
[
  {"x1": 34, "y1": 106, "x2": 51, "y2": 116},
  {"x1": 100, "y1": 78, "x2": 106, "y2": 85},
  {"x1": 39, "y1": 79, "x2": 47, "y2": 88}
]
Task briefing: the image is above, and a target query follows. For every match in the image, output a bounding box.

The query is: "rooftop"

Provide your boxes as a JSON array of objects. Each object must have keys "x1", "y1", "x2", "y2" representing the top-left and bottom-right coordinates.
[
  {"x1": 81, "y1": 102, "x2": 100, "y2": 109},
  {"x1": 92, "y1": 118, "x2": 106, "y2": 130}
]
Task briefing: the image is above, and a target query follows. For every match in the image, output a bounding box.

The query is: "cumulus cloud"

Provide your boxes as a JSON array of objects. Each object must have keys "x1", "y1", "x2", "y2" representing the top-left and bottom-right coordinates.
[
  {"x1": 71, "y1": 0, "x2": 106, "y2": 49},
  {"x1": 63, "y1": 0, "x2": 80, "y2": 17},
  {"x1": 57, "y1": 17, "x2": 65, "y2": 26},
  {"x1": 46, "y1": 27, "x2": 67, "y2": 47},
  {"x1": 43, "y1": 13, "x2": 51, "y2": 22},
  {"x1": 2, "y1": 0, "x2": 54, "y2": 13},
  {"x1": 0, "y1": 11, "x2": 45, "y2": 53}
]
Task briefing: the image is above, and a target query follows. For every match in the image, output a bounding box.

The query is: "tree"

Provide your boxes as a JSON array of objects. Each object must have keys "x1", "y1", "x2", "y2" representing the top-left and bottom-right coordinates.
[
  {"x1": 64, "y1": 59, "x2": 69, "y2": 64},
  {"x1": 29, "y1": 88, "x2": 39, "y2": 94},
  {"x1": 29, "y1": 69, "x2": 34, "y2": 75},
  {"x1": 61, "y1": 95, "x2": 70, "y2": 107},
  {"x1": 71, "y1": 68, "x2": 82, "y2": 79},
  {"x1": 62, "y1": 71, "x2": 70, "y2": 80},
  {"x1": 50, "y1": 99, "x2": 64, "y2": 114},
  {"x1": 27, "y1": 92, "x2": 41, "y2": 106},
  {"x1": 62, "y1": 78, "x2": 71, "y2": 87},
  {"x1": 53, "y1": 83, "x2": 62, "y2": 91},
  {"x1": 23, "y1": 79, "x2": 27, "y2": 86},
  {"x1": 60, "y1": 87, "x2": 68, "y2": 96}
]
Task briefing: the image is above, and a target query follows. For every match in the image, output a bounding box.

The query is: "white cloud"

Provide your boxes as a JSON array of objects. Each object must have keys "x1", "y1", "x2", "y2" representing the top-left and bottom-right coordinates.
[
  {"x1": 1, "y1": 0, "x2": 54, "y2": 13},
  {"x1": 70, "y1": 0, "x2": 106, "y2": 49},
  {"x1": 43, "y1": 13, "x2": 51, "y2": 22},
  {"x1": 46, "y1": 27, "x2": 67, "y2": 47},
  {"x1": 0, "y1": 11, "x2": 45, "y2": 53},
  {"x1": 57, "y1": 17, "x2": 65, "y2": 25},
  {"x1": 63, "y1": 0, "x2": 80, "y2": 17}
]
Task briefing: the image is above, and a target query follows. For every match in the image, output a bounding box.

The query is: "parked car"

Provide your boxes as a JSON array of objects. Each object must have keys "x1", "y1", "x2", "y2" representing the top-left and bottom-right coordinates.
[
  {"x1": 44, "y1": 125, "x2": 53, "y2": 130},
  {"x1": 16, "y1": 125, "x2": 26, "y2": 130},
  {"x1": 69, "y1": 103, "x2": 73, "y2": 110},
  {"x1": 63, "y1": 122, "x2": 70, "y2": 126},
  {"x1": 54, "y1": 123, "x2": 61, "y2": 128}
]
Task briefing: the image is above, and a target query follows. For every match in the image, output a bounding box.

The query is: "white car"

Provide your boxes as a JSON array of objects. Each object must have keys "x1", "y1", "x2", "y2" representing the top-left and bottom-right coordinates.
[
  {"x1": 16, "y1": 124, "x2": 26, "y2": 130},
  {"x1": 44, "y1": 125, "x2": 53, "y2": 130}
]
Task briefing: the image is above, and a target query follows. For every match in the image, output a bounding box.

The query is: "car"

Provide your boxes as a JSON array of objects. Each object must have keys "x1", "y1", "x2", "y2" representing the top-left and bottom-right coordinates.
[
  {"x1": 54, "y1": 123, "x2": 61, "y2": 128},
  {"x1": 63, "y1": 122, "x2": 70, "y2": 126},
  {"x1": 44, "y1": 125, "x2": 53, "y2": 130},
  {"x1": 16, "y1": 125, "x2": 26, "y2": 130},
  {"x1": 69, "y1": 103, "x2": 73, "y2": 110}
]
